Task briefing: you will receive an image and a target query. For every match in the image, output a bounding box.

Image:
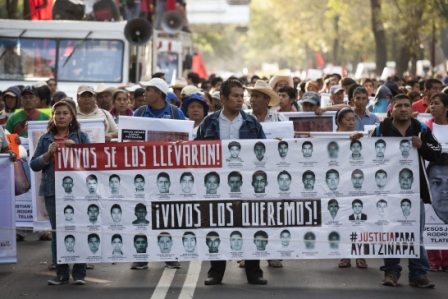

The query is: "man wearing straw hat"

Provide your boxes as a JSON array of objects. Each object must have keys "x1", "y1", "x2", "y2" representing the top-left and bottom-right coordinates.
[
  {"x1": 95, "y1": 83, "x2": 117, "y2": 111},
  {"x1": 246, "y1": 80, "x2": 287, "y2": 123},
  {"x1": 268, "y1": 75, "x2": 293, "y2": 92},
  {"x1": 169, "y1": 78, "x2": 188, "y2": 102},
  {"x1": 246, "y1": 80, "x2": 285, "y2": 269}
]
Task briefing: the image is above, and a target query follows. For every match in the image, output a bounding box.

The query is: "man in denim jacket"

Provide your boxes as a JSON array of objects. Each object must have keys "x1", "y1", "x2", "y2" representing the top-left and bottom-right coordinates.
[{"x1": 195, "y1": 79, "x2": 267, "y2": 285}]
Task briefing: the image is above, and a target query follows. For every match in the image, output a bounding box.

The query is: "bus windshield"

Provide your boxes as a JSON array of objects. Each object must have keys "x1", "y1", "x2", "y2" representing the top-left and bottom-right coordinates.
[
  {"x1": 0, "y1": 37, "x2": 124, "y2": 83},
  {"x1": 58, "y1": 39, "x2": 124, "y2": 83},
  {"x1": 0, "y1": 37, "x2": 56, "y2": 80}
]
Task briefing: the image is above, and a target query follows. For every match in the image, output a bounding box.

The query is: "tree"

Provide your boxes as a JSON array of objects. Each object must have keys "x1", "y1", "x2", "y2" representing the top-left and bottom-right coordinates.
[{"x1": 370, "y1": 0, "x2": 387, "y2": 75}]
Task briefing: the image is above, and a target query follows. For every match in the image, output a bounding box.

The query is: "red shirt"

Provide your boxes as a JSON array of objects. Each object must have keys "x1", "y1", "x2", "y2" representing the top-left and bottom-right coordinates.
[
  {"x1": 412, "y1": 98, "x2": 429, "y2": 113},
  {"x1": 53, "y1": 131, "x2": 69, "y2": 148}
]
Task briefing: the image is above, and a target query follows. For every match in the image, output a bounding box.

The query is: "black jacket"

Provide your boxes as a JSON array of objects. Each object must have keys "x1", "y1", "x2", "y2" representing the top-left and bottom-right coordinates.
[{"x1": 371, "y1": 117, "x2": 441, "y2": 203}]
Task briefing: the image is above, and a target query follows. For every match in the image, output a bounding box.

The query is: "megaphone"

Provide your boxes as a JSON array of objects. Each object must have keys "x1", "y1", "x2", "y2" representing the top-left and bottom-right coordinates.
[
  {"x1": 124, "y1": 18, "x2": 153, "y2": 46},
  {"x1": 161, "y1": 11, "x2": 183, "y2": 34}
]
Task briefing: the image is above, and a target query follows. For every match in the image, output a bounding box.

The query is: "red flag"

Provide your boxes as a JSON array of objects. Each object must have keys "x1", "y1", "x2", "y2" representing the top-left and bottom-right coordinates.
[
  {"x1": 192, "y1": 53, "x2": 208, "y2": 79},
  {"x1": 315, "y1": 51, "x2": 325, "y2": 69},
  {"x1": 30, "y1": 0, "x2": 53, "y2": 20}
]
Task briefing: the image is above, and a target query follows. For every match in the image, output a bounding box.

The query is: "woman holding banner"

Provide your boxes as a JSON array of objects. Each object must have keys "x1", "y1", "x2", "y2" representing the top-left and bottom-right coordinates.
[
  {"x1": 30, "y1": 101, "x2": 90, "y2": 285},
  {"x1": 335, "y1": 107, "x2": 368, "y2": 269}
]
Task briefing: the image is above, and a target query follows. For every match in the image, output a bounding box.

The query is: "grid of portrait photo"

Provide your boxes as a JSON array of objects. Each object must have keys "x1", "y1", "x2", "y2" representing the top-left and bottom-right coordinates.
[{"x1": 54, "y1": 138, "x2": 422, "y2": 263}]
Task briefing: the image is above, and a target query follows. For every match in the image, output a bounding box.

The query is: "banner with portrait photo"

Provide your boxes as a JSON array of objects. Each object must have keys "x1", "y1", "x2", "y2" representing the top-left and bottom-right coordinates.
[
  {"x1": 29, "y1": 119, "x2": 105, "y2": 231},
  {"x1": 424, "y1": 145, "x2": 448, "y2": 249},
  {"x1": 118, "y1": 116, "x2": 194, "y2": 142},
  {"x1": 0, "y1": 154, "x2": 17, "y2": 263},
  {"x1": 54, "y1": 137, "x2": 421, "y2": 263},
  {"x1": 281, "y1": 112, "x2": 337, "y2": 135}
]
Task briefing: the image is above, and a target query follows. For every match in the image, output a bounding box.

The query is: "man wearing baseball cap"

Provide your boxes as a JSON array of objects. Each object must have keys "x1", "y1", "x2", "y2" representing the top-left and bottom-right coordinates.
[
  {"x1": 130, "y1": 78, "x2": 184, "y2": 271},
  {"x1": 330, "y1": 85, "x2": 345, "y2": 105},
  {"x1": 76, "y1": 85, "x2": 118, "y2": 142},
  {"x1": 5, "y1": 85, "x2": 50, "y2": 137},
  {"x1": 133, "y1": 78, "x2": 185, "y2": 120},
  {"x1": 302, "y1": 92, "x2": 349, "y2": 115}
]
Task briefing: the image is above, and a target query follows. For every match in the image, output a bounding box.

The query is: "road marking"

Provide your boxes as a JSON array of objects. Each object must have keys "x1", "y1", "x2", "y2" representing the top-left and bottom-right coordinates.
[
  {"x1": 38, "y1": 271, "x2": 111, "y2": 284},
  {"x1": 178, "y1": 261, "x2": 202, "y2": 299},
  {"x1": 150, "y1": 267, "x2": 177, "y2": 299}
]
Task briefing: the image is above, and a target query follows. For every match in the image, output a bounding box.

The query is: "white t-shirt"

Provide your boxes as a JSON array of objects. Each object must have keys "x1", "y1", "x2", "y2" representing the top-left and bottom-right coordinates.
[
  {"x1": 0, "y1": 126, "x2": 8, "y2": 150},
  {"x1": 432, "y1": 123, "x2": 448, "y2": 144}
]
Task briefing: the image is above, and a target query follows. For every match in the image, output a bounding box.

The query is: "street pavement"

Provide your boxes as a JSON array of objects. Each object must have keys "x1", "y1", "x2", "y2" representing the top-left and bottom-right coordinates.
[{"x1": 1, "y1": 233, "x2": 447, "y2": 299}]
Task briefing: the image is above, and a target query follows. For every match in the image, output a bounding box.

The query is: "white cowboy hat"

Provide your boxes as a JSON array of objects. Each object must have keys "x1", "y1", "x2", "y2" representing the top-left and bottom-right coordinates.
[
  {"x1": 268, "y1": 75, "x2": 293, "y2": 90},
  {"x1": 246, "y1": 80, "x2": 280, "y2": 106},
  {"x1": 95, "y1": 83, "x2": 117, "y2": 94},
  {"x1": 169, "y1": 78, "x2": 188, "y2": 89}
]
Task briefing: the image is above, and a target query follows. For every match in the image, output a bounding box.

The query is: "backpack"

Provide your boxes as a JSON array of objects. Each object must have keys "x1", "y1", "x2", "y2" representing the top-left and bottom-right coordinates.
[
  {"x1": 135, "y1": 104, "x2": 180, "y2": 119},
  {"x1": 374, "y1": 117, "x2": 428, "y2": 137}
]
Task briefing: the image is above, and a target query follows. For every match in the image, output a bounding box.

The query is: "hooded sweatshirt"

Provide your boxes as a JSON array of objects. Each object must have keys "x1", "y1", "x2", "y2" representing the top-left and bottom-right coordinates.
[
  {"x1": 3, "y1": 86, "x2": 21, "y2": 113},
  {"x1": 370, "y1": 85, "x2": 392, "y2": 113}
]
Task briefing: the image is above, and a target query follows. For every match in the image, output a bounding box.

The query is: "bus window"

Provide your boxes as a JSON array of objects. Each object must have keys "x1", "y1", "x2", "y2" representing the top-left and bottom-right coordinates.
[
  {"x1": 57, "y1": 39, "x2": 124, "y2": 83},
  {"x1": 0, "y1": 37, "x2": 56, "y2": 80}
]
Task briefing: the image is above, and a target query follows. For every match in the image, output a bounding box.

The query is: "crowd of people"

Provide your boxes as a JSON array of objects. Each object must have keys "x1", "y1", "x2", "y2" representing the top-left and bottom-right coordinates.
[{"x1": 0, "y1": 69, "x2": 447, "y2": 288}]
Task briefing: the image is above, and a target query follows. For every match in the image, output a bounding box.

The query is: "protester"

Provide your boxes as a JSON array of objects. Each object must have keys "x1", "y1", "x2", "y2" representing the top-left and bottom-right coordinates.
[
  {"x1": 329, "y1": 85, "x2": 344, "y2": 105},
  {"x1": 109, "y1": 90, "x2": 133, "y2": 124},
  {"x1": 35, "y1": 84, "x2": 52, "y2": 109},
  {"x1": 409, "y1": 91, "x2": 421, "y2": 103},
  {"x1": 196, "y1": 79, "x2": 267, "y2": 285},
  {"x1": 277, "y1": 86, "x2": 297, "y2": 112},
  {"x1": 187, "y1": 72, "x2": 200, "y2": 86},
  {"x1": 76, "y1": 85, "x2": 118, "y2": 142},
  {"x1": 334, "y1": 107, "x2": 367, "y2": 268},
  {"x1": 269, "y1": 75, "x2": 293, "y2": 92},
  {"x1": 305, "y1": 81, "x2": 319, "y2": 93},
  {"x1": 132, "y1": 88, "x2": 146, "y2": 110},
  {"x1": 5, "y1": 86, "x2": 50, "y2": 137},
  {"x1": 247, "y1": 80, "x2": 286, "y2": 123},
  {"x1": 369, "y1": 85, "x2": 392, "y2": 113},
  {"x1": 169, "y1": 78, "x2": 188, "y2": 101},
  {"x1": 2, "y1": 86, "x2": 21, "y2": 115},
  {"x1": 335, "y1": 108, "x2": 355, "y2": 132},
  {"x1": 30, "y1": 101, "x2": 90, "y2": 285},
  {"x1": 166, "y1": 91, "x2": 180, "y2": 107},
  {"x1": 210, "y1": 76, "x2": 223, "y2": 93},
  {"x1": 210, "y1": 92, "x2": 223, "y2": 112},
  {"x1": 340, "y1": 78, "x2": 356, "y2": 94},
  {"x1": 132, "y1": 77, "x2": 184, "y2": 270},
  {"x1": 247, "y1": 79, "x2": 285, "y2": 268},
  {"x1": 46, "y1": 78, "x2": 57, "y2": 97},
  {"x1": 360, "y1": 78, "x2": 375, "y2": 96},
  {"x1": 371, "y1": 94, "x2": 440, "y2": 288},
  {"x1": 180, "y1": 94, "x2": 209, "y2": 139},
  {"x1": 201, "y1": 80, "x2": 211, "y2": 93},
  {"x1": 412, "y1": 79, "x2": 443, "y2": 113},
  {"x1": 95, "y1": 83, "x2": 116, "y2": 111},
  {"x1": 50, "y1": 91, "x2": 68, "y2": 107},
  {"x1": 352, "y1": 87, "x2": 380, "y2": 131},
  {"x1": 424, "y1": 92, "x2": 448, "y2": 271}
]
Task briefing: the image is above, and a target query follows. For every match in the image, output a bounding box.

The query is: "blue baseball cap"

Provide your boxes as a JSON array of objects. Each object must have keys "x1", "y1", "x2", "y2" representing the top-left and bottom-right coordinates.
[{"x1": 165, "y1": 92, "x2": 178, "y2": 103}]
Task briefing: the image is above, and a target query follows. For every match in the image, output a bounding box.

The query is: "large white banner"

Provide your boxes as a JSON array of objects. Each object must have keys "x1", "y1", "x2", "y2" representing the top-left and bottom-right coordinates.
[
  {"x1": 0, "y1": 154, "x2": 17, "y2": 263},
  {"x1": 423, "y1": 146, "x2": 448, "y2": 249},
  {"x1": 54, "y1": 138, "x2": 420, "y2": 263},
  {"x1": 29, "y1": 120, "x2": 105, "y2": 231},
  {"x1": 118, "y1": 116, "x2": 194, "y2": 142}
]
